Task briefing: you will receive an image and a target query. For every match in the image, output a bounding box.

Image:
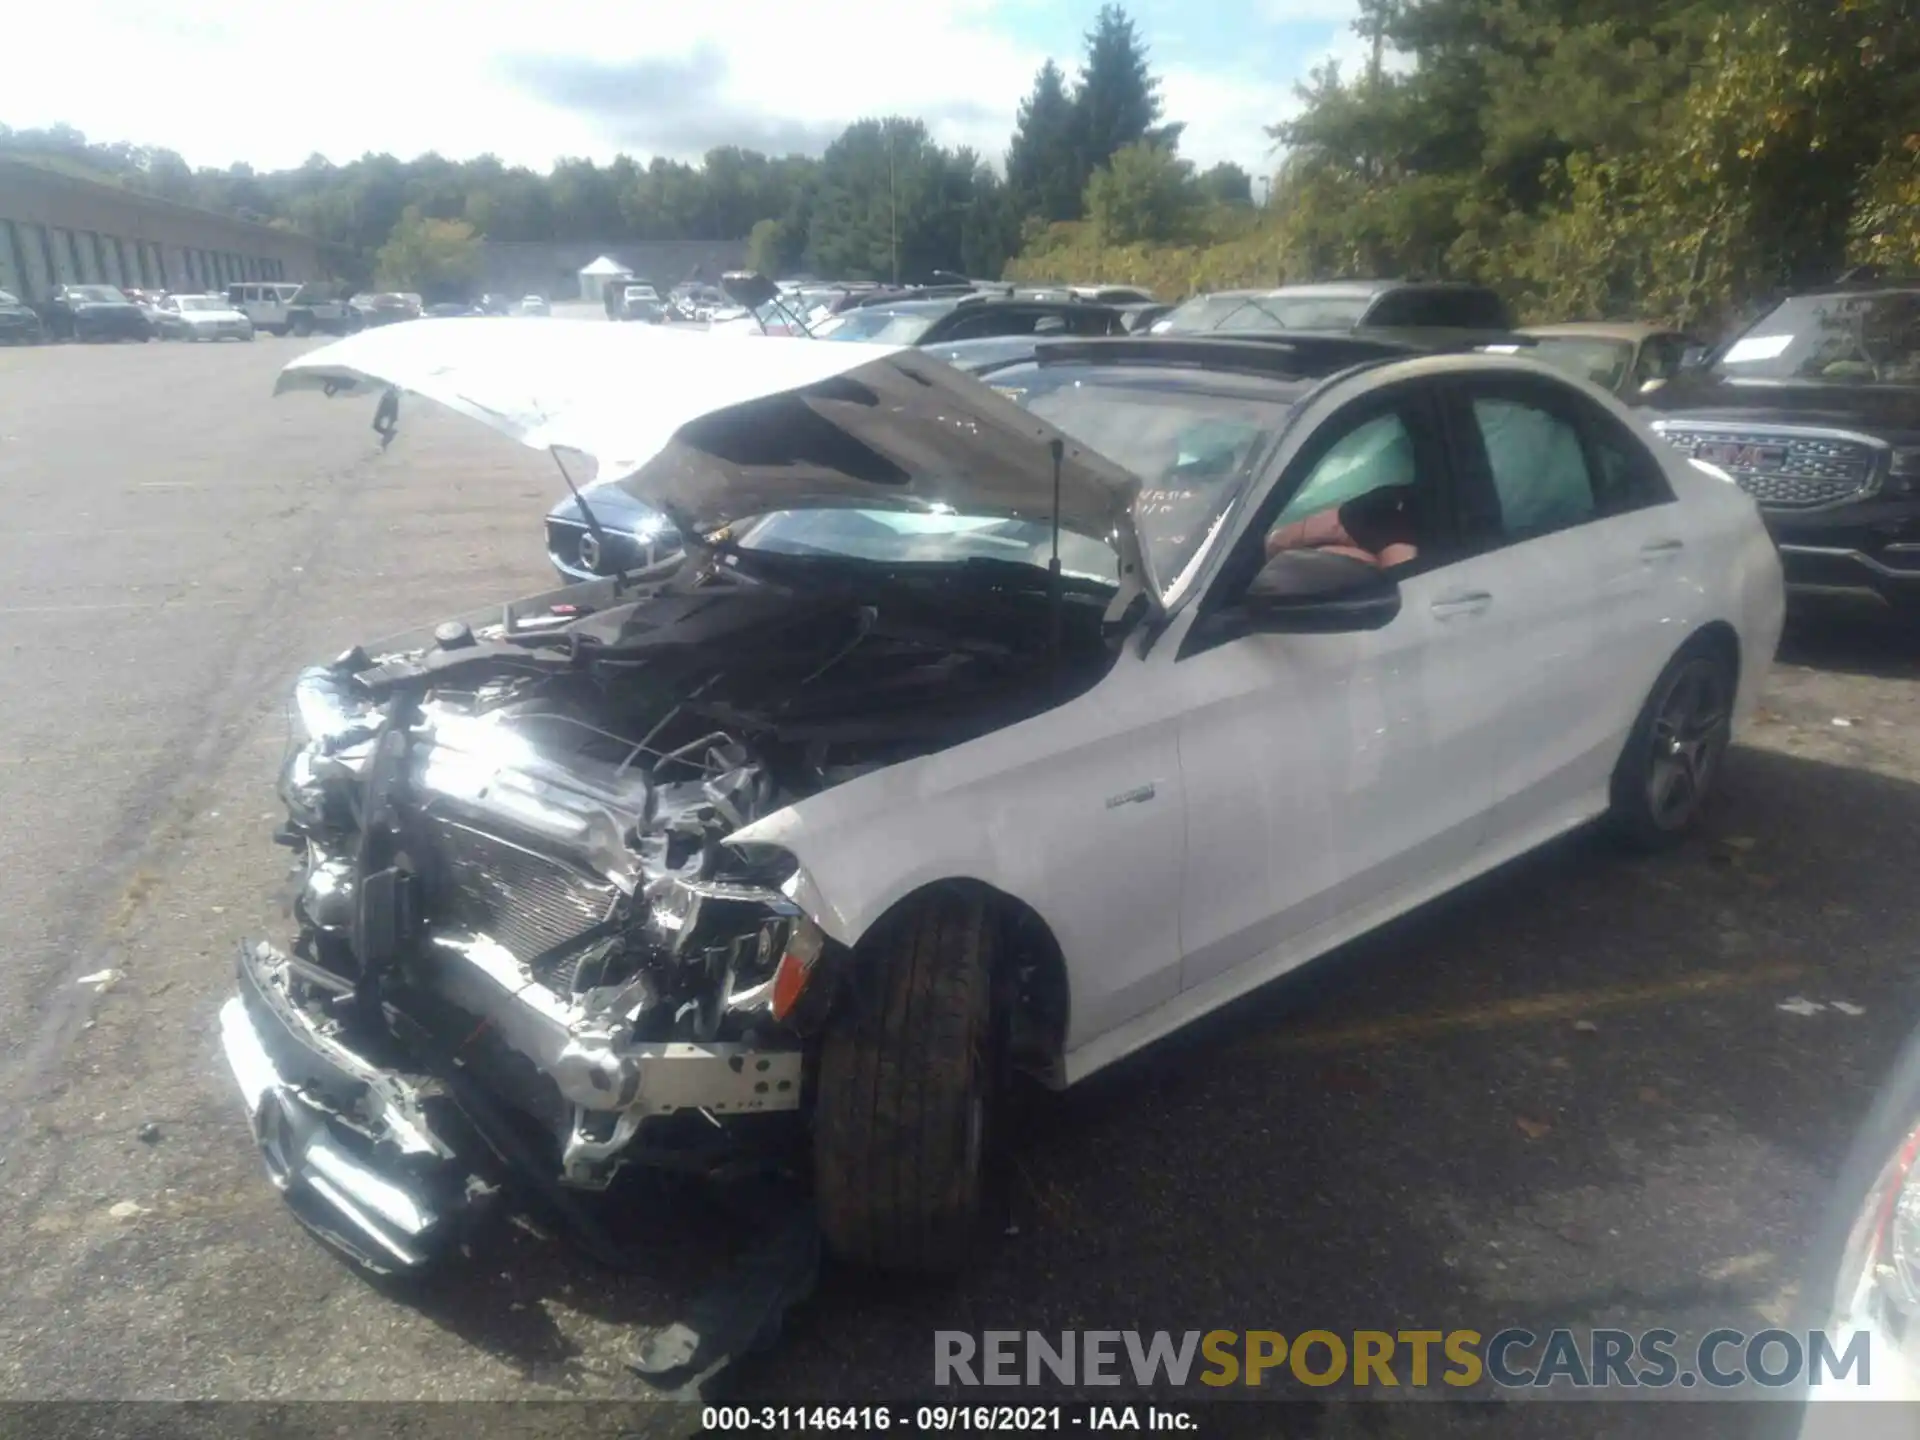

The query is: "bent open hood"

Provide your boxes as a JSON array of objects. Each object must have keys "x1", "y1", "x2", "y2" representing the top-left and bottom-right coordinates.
[{"x1": 276, "y1": 319, "x2": 1152, "y2": 599}]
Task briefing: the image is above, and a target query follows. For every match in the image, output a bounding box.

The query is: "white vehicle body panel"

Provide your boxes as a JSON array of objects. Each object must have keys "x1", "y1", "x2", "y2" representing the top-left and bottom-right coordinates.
[{"x1": 183, "y1": 303, "x2": 252, "y2": 329}]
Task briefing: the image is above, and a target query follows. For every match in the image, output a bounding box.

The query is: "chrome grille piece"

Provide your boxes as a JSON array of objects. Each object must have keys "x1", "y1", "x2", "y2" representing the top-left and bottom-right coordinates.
[
  {"x1": 424, "y1": 816, "x2": 616, "y2": 965},
  {"x1": 1654, "y1": 425, "x2": 1881, "y2": 509}
]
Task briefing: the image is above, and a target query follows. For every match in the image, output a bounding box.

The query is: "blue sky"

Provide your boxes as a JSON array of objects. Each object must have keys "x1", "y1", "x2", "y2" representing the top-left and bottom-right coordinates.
[{"x1": 9, "y1": 0, "x2": 1368, "y2": 179}]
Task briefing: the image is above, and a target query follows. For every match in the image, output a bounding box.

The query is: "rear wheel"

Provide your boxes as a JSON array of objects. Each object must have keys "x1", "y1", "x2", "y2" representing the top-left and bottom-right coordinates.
[
  {"x1": 1607, "y1": 639, "x2": 1735, "y2": 850},
  {"x1": 814, "y1": 889, "x2": 1001, "y2": 1274},
  {"x1": 290, "y1": 312, "x2": 313, "y2": 337}
]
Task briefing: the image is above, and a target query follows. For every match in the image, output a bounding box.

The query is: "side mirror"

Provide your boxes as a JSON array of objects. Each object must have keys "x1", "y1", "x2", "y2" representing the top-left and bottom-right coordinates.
[
  {"x1": 1193, "y1": 550, "x2": 1402, "y2": 648},
  {"x1": 1679, "y1": 345, "x2": 1710, "y2": 372}
]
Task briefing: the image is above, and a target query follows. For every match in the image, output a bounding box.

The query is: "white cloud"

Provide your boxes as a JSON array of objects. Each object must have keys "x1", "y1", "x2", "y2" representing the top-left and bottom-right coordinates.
[
  {"x1": 1159, "y1": 68, "x2": 1289, "y2": 181},
  {"x1": 10, "y1": 0, "x2": 1046, "y2": 169},
  {"x1": 6, "y1": 0, "x2": 1376, "y2": 182}
]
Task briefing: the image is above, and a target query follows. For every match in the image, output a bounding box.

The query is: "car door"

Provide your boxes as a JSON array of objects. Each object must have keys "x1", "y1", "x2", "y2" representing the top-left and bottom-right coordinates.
[
  {"x1": 1436, "y1": 374, "x2": 1686, "y2": 845},
  {"x1": 1174, "y1": 380, "x2": 1509, "y2": 993}
]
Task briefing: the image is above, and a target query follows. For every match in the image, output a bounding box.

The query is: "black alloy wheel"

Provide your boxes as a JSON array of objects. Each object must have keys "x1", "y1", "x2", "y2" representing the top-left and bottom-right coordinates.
[
  {"x1": 1645, "y1": 655, "x2": 1731, "y2": 831},
  {"x1": 1608, "y1": 641, "x2": 1735, "y2": 849}
]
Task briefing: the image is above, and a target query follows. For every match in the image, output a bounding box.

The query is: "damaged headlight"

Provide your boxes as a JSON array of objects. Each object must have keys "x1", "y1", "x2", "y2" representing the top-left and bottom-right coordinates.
[
  {"x1": 279, "y1": 748, "x2": 331, "y2": 829},
  {"x1": 292, "y1": 664, "x2": 375, "y2": 749},
  {"x1": 769, "y1": 914, "x2": 826, "y2": 1022}
]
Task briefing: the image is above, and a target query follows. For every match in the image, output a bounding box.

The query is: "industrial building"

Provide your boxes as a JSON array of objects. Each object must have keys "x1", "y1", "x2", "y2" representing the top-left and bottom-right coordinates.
[{"x1": 0, "y1": 156, "x2": 327, "y2": 302}]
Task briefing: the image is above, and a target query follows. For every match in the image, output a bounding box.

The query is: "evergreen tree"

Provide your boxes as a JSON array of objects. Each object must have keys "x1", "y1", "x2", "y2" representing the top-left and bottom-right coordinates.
[
  {"x1": 1070, "y1": 5, "x2": 1169, "y2": 199},
  {"x1": 1006, "y1": 60, "x2": 1082, "y2": 223}
]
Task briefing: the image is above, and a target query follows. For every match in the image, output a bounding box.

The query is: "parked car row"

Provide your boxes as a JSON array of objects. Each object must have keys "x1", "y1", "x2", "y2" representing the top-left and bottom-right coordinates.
[
  {"x1": 1, "y1": 281, "x2": 570, "y2": 346},
  {"x1": 0, "y1": 283, "x2": 252, "y2": 343},
  {"x1": 552, "y1": 268, "x2": 1920, "y2": 624}
]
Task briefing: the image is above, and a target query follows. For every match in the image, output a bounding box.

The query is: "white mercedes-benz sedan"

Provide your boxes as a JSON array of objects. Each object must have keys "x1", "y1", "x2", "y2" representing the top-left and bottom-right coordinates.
[{"x1": 218, "y1": 322, "x2": 1783, "y2": 1281}]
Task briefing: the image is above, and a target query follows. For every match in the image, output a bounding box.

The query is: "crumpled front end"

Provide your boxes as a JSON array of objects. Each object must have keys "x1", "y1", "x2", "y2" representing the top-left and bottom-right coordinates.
[{"x1": 221, "y1": 621, "x2": 834, "y2": 1269}]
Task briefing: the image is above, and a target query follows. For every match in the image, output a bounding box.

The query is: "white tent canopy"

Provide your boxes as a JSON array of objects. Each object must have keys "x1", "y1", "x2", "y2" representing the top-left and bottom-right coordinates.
[{"x1": 577, "y1": 254, "x2": 633, "y2": 302}]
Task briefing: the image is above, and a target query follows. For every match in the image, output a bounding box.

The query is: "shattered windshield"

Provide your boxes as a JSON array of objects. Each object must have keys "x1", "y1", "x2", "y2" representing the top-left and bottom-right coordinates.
[
  {"x1": 988, "y1": 365, "x2": 1297, "y2": 596},
  {"x1": 1713, "y1": 291, "x2": 1920, "y2": 384}
]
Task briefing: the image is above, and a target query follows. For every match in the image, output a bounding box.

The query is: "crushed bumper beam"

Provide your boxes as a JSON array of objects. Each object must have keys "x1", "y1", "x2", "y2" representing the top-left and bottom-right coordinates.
[
  {"x1": 219, "y1": 941, "x2": 495, "y2": 1274},
  {"x1": 219, "y1": 936, "x2": 813, "y2": 1267}
]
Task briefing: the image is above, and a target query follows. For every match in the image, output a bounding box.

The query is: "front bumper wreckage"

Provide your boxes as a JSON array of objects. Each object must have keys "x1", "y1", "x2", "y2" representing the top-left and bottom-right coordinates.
[
  {"x1": 220, "y1": 936, "x2": 807, "y2": 1273},
  {"x1": 219, "y1": 940, "x2": 490, "y2": 1273}
]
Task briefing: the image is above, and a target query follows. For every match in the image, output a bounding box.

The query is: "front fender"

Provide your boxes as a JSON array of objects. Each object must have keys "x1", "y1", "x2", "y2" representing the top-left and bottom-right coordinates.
[{"x1": 728, "y1": 660, "x2": 1189, "y2": 1054}]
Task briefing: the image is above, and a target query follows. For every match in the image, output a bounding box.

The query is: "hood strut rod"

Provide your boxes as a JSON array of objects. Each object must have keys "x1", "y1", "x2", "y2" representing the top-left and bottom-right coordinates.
[{"x1": 549, "y1": 446, "x2": 629, "y2": 594}]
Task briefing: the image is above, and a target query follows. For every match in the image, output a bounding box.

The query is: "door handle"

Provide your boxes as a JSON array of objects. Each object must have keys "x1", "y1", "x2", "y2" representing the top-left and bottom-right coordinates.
[
  {"x1": 1429, "y1": 591, "x2": 1493, "y2": 619},
  {"x1": 1638, "y1": 539, "x2": 1685, "y2": 563}
]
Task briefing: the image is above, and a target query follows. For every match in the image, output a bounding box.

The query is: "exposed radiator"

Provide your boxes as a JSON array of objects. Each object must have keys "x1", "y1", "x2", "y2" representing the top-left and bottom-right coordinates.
[{"x1": 421, "y1": 816, "x2": 618, "y2": 967}]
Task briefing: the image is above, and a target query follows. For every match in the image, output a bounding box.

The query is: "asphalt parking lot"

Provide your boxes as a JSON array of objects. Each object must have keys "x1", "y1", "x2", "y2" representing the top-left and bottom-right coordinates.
[{"x1": 1, "y1": 334, "x2": 1918, "y2": 1432}]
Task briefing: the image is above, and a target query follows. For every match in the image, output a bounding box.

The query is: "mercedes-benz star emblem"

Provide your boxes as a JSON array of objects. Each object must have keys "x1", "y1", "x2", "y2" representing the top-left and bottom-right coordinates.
[{"x1": 577, "y1": 531, "x2": 601, "y2": 572}]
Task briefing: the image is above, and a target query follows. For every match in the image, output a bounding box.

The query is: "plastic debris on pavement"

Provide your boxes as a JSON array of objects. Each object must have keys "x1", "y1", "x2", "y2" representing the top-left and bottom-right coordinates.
[{"x1": 629, "y1": 1183, "x2": 820, "y2": 1402}]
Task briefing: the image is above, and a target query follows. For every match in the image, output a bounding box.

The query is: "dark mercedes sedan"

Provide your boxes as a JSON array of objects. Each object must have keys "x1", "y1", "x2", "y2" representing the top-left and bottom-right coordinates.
[
  {"x1": 41, "y1": 284, "x2": 152, "y2": 342},
  {"x1": 545, "y1": 486, "x2": 683, "y2": 583},
  {"x1": 0, "y1": 290, "x2": 43, "y2": 344}
]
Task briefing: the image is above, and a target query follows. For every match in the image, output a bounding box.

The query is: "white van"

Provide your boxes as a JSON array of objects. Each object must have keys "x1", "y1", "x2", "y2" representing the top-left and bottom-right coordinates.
[{"x1": 227, "y1": 282, "x2": 303, "y2": 335}]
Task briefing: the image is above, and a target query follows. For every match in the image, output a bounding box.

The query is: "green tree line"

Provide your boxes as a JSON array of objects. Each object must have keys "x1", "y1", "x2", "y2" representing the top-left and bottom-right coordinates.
[
  {"x1": 1012, "y1": 0, "x2": 1920, "y2": 330},
  {"x1": 0, "y1": 3, "x2": 1221, "y2": 288}
]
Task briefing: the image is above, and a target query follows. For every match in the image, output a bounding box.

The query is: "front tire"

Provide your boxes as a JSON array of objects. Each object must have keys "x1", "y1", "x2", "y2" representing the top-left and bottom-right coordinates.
[
  {"x1": 1606, "y1": 638, "x2": 1735, "y2": 850},
  {"x1": 814, "y1": 889, "x2": 1000, "y2": 1274}
]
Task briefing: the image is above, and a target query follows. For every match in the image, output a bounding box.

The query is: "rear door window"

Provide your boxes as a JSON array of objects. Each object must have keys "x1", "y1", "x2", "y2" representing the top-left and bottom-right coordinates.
[{"x1": 1470, "y1": 396, "x2": 1596, "y2": 539}]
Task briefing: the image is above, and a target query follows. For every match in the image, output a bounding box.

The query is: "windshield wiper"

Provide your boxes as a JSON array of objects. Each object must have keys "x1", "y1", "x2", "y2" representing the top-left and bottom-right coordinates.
[{"x1": 1205, "y1": 299, "x2": 1285, "y2": 331}]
